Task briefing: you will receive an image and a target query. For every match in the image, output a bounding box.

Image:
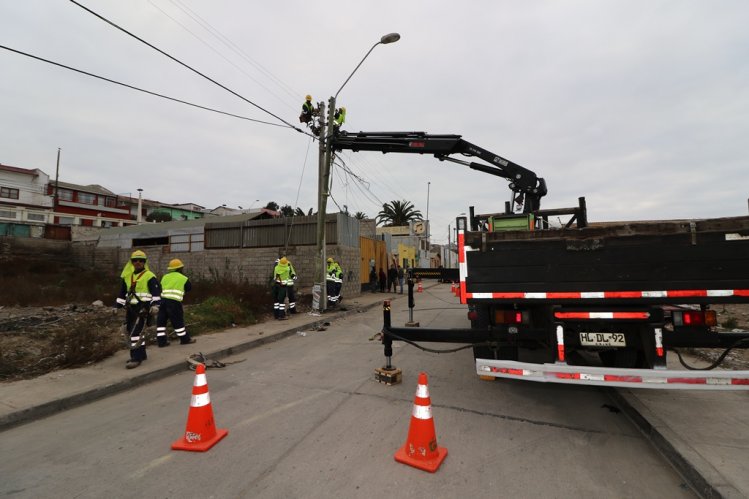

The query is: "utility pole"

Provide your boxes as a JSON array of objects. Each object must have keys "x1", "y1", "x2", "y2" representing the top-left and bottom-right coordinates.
[
  {"x1": 137, "y1": 188, "x2": 143, "y2": 224},
  {"x1": 313, "y1": 101, "x2": 328, "y2": 313},
  {"x1": 54, "y1": 148, "x2": 61, "y2": 214},
  {"x1": 313, "y1": 32, "x2": 401, "y2": 314}
]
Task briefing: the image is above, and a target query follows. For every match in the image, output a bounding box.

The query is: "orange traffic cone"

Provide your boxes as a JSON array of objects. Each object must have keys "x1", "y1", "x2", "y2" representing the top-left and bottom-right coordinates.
[
  {"x1": 417, "y1": 280, "x2": 423, "y2": 293},
  {"x1": 394, "y1": 372, "x2": 448, "y2": 472},
  {"x1": 171, "y1": 363, "x2": 228, "y2": 452}
]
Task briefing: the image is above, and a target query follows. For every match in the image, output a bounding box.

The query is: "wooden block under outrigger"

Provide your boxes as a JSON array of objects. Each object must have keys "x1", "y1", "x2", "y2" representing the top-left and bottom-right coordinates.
[{"x1": 374, "y1": 366, "x2": 402, "y2": 385}]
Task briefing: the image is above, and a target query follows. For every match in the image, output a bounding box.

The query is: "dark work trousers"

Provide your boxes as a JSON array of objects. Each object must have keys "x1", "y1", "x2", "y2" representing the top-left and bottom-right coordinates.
[
  {"x1": 326, "y1": 279, "x2": 337, "y2": 305},
  {"x1": 125, "y1": 303, "x2": 149, "y2": 361},
  {"x1": 156, "y1": 299, "x2": 191, "y2": 345},
  {"x1": 273, "y1": 282, "x2": 288, "y2": 318},
  {"x1": 287, "y1": 284, "x2": 297, "y2": 313}
]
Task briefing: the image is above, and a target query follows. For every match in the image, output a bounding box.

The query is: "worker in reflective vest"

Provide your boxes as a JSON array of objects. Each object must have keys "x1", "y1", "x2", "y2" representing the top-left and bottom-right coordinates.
[
  {"x1": 326, "y1": 257, "x2": 343, "y2": 306},
  {"x1": 115, "y1": 250, "x2": 161, "y2": 369},
  {"x1": 156, "y1": 258, "x2": 195, "y2": 347},
  {"x1": 273, "y1": 257, "x2": 293, "y2": 320}
]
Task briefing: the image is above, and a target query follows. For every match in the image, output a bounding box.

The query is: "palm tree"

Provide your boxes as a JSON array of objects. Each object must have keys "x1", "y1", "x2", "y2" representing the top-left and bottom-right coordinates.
[
  {"x1": 376, "y1": 200, "x2": 423, "y2": 226},
  {"x1": 354, "y1": 211, "x2": 367, "y2": 220}
]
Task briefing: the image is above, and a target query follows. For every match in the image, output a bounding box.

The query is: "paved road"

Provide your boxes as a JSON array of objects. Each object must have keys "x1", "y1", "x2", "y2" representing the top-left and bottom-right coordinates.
[{"x1": 1, "y1": 287, "x2": 695, "y2": 498}]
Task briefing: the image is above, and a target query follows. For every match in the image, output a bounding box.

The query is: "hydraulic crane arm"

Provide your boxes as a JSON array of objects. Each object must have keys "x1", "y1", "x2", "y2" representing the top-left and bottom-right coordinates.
[{"x1": 330, "y1": 131, "x2": 547, "y2": 212}]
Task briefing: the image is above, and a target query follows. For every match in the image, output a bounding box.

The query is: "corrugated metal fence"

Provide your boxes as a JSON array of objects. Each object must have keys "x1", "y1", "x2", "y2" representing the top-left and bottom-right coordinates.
[{"x1": 204, "y1": 213, "x2": 359, "y2": 249}]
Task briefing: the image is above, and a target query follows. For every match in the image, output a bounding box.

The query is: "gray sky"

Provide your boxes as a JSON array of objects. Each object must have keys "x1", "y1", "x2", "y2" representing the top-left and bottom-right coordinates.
[{"x1": 2, "y1": 1, "x2": 748, "y2": 244}]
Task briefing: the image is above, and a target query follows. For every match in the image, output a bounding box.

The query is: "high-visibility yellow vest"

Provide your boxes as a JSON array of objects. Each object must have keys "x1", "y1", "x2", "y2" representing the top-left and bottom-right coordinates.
[
  {"x1": 122, "y1": 270, "x2": 157, "y2": 304},
  {"x1": 161, "y1": 271, "x2": 188, "y2": 301}
]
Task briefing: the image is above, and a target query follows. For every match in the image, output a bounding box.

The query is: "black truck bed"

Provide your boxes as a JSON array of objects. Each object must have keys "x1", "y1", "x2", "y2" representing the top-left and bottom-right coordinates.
[{"x1": 464, "y1": 216, "x2": 749, "y2": 304}]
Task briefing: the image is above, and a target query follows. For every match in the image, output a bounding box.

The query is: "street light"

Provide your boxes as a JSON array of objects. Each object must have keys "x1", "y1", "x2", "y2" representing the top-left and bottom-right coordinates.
[{"x1": 314, "y1": 32, "x2": 401, "y2": 313}]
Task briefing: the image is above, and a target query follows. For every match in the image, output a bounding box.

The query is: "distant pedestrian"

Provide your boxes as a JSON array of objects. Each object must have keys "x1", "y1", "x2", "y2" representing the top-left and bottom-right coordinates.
[
  {"x1": 388, "y1": 264, "x2": 398, "y2": 293},
  {"x1": 378, "y1": 268, "x2": 387, "y2": 293},
  {"x1": 114, "y1": 250, "x2": 161, "y2": 369},
  {"x1": 369, "y1": 267, "x2": 378, "y2": 293},
  {"x1": 156, "y1": 259, "x2": 195, "y2": 347},
  {"x1": 397, "y1": 265, "x2": 405, "y2": 294}
]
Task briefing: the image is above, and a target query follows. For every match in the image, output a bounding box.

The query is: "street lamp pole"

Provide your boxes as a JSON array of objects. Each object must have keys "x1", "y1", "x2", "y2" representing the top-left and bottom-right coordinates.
[{"x1": 313, "y1": 32, "x2": 401, "y2": 313}]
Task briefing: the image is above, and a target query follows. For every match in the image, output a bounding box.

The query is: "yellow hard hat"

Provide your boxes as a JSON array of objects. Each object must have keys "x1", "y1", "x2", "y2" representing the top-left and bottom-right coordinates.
[
  {"x1": 168, "y1": 258, "x2": 184, "y2": 270},
  {"x1": 280, "y1": 257, "x2": 288, "y2": 265},
  {"x1": 305, "y1": 94, "x2": 312, "y2": 101},
  {"x1": 130, "y1": 250, "x2": 147, "y2": 260},
  {"x1": 327, "y1": 257, "x2": 334, "y2": 263},
  {"x1": 340, "y1": 107, "x2": 346, "y2": 112}
]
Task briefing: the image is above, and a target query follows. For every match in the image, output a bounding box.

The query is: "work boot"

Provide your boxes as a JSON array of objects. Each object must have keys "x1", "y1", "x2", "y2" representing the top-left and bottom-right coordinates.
[
  {"x1": 180, "y1": 338, "x2": 196, "y2": 345},
  {"x1": 125, "y1": 360, "x2": 141, "y2": 369},
  {"x1": 157, "y1": 340, "x2": 170, "y2": 348}
]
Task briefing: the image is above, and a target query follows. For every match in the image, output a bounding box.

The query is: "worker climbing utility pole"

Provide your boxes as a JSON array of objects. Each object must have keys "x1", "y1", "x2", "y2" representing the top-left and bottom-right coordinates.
[{"x1": 313, "y1": 33, "x2": 401, "y2": 314}]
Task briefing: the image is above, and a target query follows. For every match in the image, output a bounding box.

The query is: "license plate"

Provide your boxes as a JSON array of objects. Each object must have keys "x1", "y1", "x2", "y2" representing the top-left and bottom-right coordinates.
[{"x1": 579, "y1": 332, "x2": 626, "y2": 347}]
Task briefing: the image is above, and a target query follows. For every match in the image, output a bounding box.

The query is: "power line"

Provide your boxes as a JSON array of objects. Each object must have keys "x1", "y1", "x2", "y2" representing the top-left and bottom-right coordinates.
[
  {"x1": 147, "y1": 0, "x2": 298, "y2": 113},
  {"x1": 0, "y1": 44, "x2": 288, "y2": 127},
  {"x1": 167, "y1": 0, "x2": 301, "y2": 105},
  {"x1": 68, "y1": 0, "x2": 305, "y2": 133}
]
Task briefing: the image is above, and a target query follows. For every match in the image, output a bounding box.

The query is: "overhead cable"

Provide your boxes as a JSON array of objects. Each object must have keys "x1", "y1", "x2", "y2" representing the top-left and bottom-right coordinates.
[
  {"x1": 0, "y1": 44, "x2": 284, "y2": 127},
  {"x1": 69, "y1": 0, "x2": 305, "y2": 133}
]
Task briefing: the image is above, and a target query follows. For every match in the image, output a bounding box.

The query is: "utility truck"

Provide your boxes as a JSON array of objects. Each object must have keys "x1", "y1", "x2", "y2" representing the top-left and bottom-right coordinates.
[{"x1": 332, "y1": 131, "x2": 749, "y2": 389}]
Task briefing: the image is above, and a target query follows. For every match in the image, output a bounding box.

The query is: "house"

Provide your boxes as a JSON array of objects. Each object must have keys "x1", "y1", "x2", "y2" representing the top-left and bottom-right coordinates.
[
  {"x1": 0, "y1": 163, "x2": 53, "y2": 236},
  {"x1": 47, "y1": 180, "x2": 133, "y2": 227}
]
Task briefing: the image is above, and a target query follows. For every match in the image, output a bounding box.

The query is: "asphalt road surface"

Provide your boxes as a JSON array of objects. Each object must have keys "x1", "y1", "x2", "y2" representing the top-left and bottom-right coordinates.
[{"x1": 1, "y1": 286, "x2": 695, "y2": 498}]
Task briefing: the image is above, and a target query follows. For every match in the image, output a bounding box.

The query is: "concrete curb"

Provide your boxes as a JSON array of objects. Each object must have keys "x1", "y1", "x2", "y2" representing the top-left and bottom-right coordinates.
[
  {"x1": 0, "y1": 300, "x2": 384, "y2": 432},
  {"x1": 607, "y1": 388, "x2": 742, "y2": 499}
]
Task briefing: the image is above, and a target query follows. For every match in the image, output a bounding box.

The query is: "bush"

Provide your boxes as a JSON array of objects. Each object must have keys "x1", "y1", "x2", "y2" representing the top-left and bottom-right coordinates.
[{"x1": 185, "y1": 296, "x2": 256, "y2": 334}]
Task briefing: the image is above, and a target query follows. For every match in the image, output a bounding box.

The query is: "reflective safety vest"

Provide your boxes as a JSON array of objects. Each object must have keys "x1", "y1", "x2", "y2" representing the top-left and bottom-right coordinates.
[
  {"x1": 123, "y1": 269, "x2": 157, "y2": 305},
  {"x1": 274, "y1": 262, "x2": 293, "y2": 286},
  {"x1": 302, "y1": 101, "x2": 314, "y2": 114},
  {"x1": 161, "y1": 271, "x2": 188, "y2": 302},
  {"x1": 335, "y1": 109, "x2": 346, "y2": 125},
  {"x1": 327, "y1": 262, "x2": 342, "y2": 283}
]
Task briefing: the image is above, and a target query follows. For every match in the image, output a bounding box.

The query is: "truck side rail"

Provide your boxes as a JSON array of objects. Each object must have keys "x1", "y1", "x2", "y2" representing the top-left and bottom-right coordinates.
[{"x1": 476, "y1": 359, "x2": 749, "y2": 390}]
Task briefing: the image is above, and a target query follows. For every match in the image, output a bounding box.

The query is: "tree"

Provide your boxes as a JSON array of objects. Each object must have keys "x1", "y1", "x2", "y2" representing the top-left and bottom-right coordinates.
[
  {"x1": 265, "y1": 201, "x2": 279, "y2": 211},
  {"x1": 354, "y1": 211, "x2": 367, "y2": 220},
  {"x1": 279, "y1": 204, "x2": 295, "y2": 217},
  {"x1": 376, "y1": 200, "x2": 423, "y2": 226},
  {"x1": 146, "y1": 210, "x2": 172, "y2": 223}
]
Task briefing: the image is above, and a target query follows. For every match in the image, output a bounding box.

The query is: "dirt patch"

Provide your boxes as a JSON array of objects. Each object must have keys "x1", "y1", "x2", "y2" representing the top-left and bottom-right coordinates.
[{"x1": 0, "y1": 304, "x2": 123, "y2": 381}]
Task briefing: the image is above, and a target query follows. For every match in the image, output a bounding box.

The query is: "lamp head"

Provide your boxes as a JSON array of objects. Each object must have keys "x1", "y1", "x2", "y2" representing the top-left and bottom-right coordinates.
[{"x1": 380, "y1": 33, "x2": 401, "y2": 44}]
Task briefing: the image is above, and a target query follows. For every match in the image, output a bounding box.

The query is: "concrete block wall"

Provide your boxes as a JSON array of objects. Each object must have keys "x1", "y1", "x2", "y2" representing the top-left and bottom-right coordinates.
[{"x1": 101, "y1": 244, "x2": 362, "y2": 299}]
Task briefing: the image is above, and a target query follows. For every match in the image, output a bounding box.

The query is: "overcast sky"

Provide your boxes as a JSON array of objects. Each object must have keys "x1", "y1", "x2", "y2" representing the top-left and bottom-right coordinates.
[{"x1": 2, "y1": 1, "x2": 748, "y2": 243}]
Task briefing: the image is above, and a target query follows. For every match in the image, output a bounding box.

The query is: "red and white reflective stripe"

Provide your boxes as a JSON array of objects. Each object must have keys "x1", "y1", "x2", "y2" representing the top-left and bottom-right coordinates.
[
  {"x1": 412, "y1": 377, "x2": 433, "y2": 420},
  {"x1": 466, "y1": 289, "x2": 749, "y2": 300},
  {"x1": 554, "y1": 311, "x2": 650, "y2": 319},
  {"x1": 654, "y1": 327, "x2": 664, "y2": 357},
  {"x1": 555, "y1": 325, "x2": 565, "y2": 362},
  {"x1": 412, "y1": 404, "x2": 433, "y2": 420},
  {"x1": 416, "y1": 383, "x2": 429, "y2": 398},
  {"x1": 457, "y1": 229, "x2": 475, "y2": 305},
  {"x1": 190, "y1": 373, "x2": 210, "y2": 407},
  {"x1": 478, "y1": 360, "x2": 749, "y2": 389}
]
